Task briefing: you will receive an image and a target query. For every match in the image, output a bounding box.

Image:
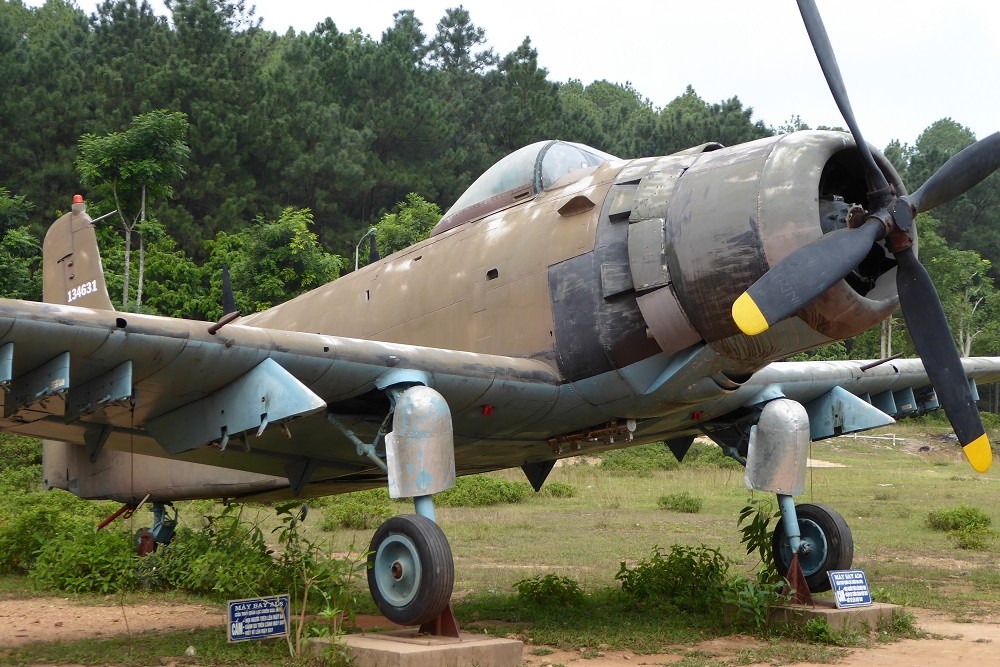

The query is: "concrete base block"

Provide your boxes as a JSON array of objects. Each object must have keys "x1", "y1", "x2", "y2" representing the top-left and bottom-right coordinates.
[
  {"x1": 311, "y1": 630, "x2": 523, "y2": 667},
  {"x1": 768, "y1": 601, "x2": 903, "y2": 631}
]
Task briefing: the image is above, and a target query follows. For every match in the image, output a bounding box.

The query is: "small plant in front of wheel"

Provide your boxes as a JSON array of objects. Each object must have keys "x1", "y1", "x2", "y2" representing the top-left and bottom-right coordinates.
[
  {"x1": 272, "y1": 502, "x2": 366, "y2": 661},
  {"x1": 724, "y1": 498, "x2": 792, "y2": 629},
  {"x1": 514, "y1": 573, "x2": 586, "y2": 607}
]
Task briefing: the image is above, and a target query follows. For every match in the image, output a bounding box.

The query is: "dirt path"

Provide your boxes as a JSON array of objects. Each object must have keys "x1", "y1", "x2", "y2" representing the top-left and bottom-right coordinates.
[
  {"x1": 1, "y1": 598, "x2": 999, "y2": 666},
  {"x1": 521, "y1": 610, "x2": 1000, "y2": 666}
]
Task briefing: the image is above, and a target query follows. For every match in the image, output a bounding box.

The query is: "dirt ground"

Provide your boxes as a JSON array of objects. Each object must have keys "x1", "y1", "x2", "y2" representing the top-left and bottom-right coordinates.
[{"x1": 1, "y1": 598, "x2": 999, "y2": 666}]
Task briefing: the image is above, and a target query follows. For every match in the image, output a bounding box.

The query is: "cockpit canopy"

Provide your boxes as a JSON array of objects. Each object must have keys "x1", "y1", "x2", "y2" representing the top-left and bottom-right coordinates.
[{"x1": 431, "y1": 140, "x2": 618, "y2": 236}]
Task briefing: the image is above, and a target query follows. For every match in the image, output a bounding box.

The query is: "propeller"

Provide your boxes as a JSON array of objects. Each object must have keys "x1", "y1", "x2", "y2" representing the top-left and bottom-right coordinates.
[{"x1": 731, "y1": 0, "x2": 999, "y2": 472}]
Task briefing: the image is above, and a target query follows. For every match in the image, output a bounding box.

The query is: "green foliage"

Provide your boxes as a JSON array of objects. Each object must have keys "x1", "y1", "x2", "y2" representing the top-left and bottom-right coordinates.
[
  {"x1": 140, "y1": 504, "x2": 282, "y2": 599},
  {"x1": 539, "y1": 481, "x2": 577, "y2": 498},
  {"x1": 738, "y1": 498, "x2": 781, "y2": 580},
  {"x1": 373, "y1": 194, "x2": 441, "y2": 258},
  {"x1": 435, "y1": 475, "x2": 531, "y2": 507},
  {"x1": 656, "y1": 491, "x2": 703, "y2": 513},
  {"x1": 208, "y1": 207, "x2": 345, "y2": 313},
  {"x1": 0, "y1": 433, "x2": 42, "y2": 472},
  {"x1": 926, "y1": 505, "x2": 996, "y2": 551},
  {"x1": 725, "y1": 576, "x2": 789, "y2": 630},
  {"x1": 600, "y1": 443, "x2": 679, "y2": 475},
  {"x1": 616, "y1": 544, "x2": 730, "y2": 613},
  {"x1": 0, "y1": 188, "x2": 40, "y2": 300},
  {"x1": 30, "y1": 525, "x2": 138, "y2": 593},
  {"x1": 926, "y1": 505, "x2": 992, "y2": 532},
  {"x1": 513, "y1": 573, "x2": 586, "y2": 607},
  {"x1": 681, "y1": 442, "x2": 743, "y2": 469},
  {"x1": 321, "y1": 489, "x2": 396, "y2": 531}
]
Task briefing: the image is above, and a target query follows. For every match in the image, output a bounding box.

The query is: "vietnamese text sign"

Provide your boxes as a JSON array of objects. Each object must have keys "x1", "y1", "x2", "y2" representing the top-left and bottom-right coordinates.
[
  {"x1": 828, "y1": 570, "x2": 872, "y2": 608},
  {"x1": 227, "y1": 594, "x2": 289, "y2": 642}
]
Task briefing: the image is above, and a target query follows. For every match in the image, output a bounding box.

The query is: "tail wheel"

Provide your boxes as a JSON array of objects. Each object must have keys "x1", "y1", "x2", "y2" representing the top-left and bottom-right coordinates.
[
  {"x1": 367, "y1": 514, "x2": 454, "y2": 626},
  {"x1": 772, "y1": 503, "x2": 853, "y2": 593}
]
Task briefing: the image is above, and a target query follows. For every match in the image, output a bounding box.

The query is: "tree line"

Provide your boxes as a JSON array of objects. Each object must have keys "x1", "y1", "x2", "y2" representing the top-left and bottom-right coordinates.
[{"x1": 1, "y1": 0, "x2": 999, "y2": 361}]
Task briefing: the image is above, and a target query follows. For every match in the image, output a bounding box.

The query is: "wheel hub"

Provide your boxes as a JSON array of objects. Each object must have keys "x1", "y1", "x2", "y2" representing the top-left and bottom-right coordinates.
[{"x1": 373, "y1": 534, "x2": 423, "y2": 607}]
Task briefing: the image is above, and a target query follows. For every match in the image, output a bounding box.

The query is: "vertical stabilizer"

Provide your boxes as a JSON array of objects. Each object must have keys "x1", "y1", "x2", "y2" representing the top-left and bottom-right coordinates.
[{"x1": 42, "y1": 195, "x2": 114, "y2": 310}]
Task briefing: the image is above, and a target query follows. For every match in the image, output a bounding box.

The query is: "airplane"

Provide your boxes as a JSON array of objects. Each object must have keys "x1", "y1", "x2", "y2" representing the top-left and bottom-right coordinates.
[{"x1": 2, "y1": 0, "x2": 1000, "y2": 634}]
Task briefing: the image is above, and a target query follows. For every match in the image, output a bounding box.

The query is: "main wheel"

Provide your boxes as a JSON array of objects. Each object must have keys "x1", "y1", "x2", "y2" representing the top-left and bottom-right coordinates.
[
  {"x1": 771, "y1": 503, "x2": 853, "y2": 592},
  {"x1": 367, "y1": 514, "x2": 454, "y2": 626}
]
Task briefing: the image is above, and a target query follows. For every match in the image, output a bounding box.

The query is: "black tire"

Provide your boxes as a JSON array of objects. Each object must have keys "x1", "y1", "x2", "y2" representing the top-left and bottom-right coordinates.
[
  {"x1": 771, "y1": 503, "x2": 853, "y2": 593},
  {"x1": 367, "y1": 514, "x2": 454, "y2": 626}
]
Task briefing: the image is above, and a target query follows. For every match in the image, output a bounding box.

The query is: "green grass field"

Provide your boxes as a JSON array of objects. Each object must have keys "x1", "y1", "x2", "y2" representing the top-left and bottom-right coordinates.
[{"x1": 2, "y1": 423, "x2": 999, "y2": 665}]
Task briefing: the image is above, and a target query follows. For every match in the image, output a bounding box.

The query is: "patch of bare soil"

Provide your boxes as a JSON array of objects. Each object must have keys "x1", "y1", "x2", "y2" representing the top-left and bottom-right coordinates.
[
  {"x1": 3, "y1": 600, "x2": 1000, "y2": 667},
  {"x1": 520, "y1": 609, "x2": 1000, "y2": 667},
  {"x1": 0, "y1": 597, "x2": 223, "y2": 646}
]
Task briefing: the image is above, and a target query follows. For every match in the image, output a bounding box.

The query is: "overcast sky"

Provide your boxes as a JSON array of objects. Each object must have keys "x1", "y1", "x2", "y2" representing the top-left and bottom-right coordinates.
[{"x1": 34, "y1": 0, "x2": 1000, "y2": 151}]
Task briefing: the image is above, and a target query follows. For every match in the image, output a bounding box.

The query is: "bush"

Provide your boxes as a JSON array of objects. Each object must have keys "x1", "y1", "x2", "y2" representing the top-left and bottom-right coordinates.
[
  {"x1": 436, "y1": 475, "x2": 531, "y2": 507},
  {"x1": 616, "y1": 544, "x2": 730, "y2": 613},
  {"x1": 600, "y1": 444, "x2": 679, "y2": 475},
  {"x1": 949, "y1": 527, "x2": 996, "y2": 551},
  {"x1": 321, "y1": 491, "x2": 396, "y2": 531},
  {"x1": 0, "y1": 434, "x2": 41, "y2": 472},
  {"x1": 681, "y1": 442, "x2": 742, "y2": 469},
  {"x1": 0, "y1": 489, "x2": 115, "y2": 575},
  {"x1": 657, "y1": 492, "x2": 703, "y2": 513},
  {"x1": 539, "y1": 482, "x2": 577, "y2": 498},
  {"x1": 30, "y1": 524, "x2": 138, "y2": 593},
  {"x1": 927, "y1": 505, "x2": 992, "y2": 532},
  {"x1": 514, "y1": 573, "x2": 585, "y2": 607},
  {"x1": 144, "y1": 506, "x2": 287, "y2": 599}
]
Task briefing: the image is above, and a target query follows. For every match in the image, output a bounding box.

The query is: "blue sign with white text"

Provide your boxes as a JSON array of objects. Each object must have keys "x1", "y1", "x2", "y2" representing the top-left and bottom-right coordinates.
[
  {"x1": 828, "y1": 570, "x2": 872, "y2": 608},
  {"x1": 227, "y1": 594, "x2": 289, "y2": 642}
]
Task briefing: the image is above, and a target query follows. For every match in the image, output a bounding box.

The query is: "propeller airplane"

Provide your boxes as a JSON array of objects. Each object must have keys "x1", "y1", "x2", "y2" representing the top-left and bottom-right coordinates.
[{"x1": 1, "y1": 0, "x2": 999, "y2": 632}]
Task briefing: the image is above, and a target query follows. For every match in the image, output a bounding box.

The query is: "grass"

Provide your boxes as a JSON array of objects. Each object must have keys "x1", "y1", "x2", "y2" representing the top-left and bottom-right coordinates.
[{"x1": 4, "y1": 425, "x2": 1000, "y2": 665}]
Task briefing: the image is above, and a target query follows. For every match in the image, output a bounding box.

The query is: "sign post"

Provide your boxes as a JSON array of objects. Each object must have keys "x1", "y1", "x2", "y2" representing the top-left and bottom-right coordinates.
[
  {"x1": 227, "y1": 594, "x2": 290, "y2": 642},
  {"x1": 827, "y1": 570, "x2": 873, "y2": 609}
]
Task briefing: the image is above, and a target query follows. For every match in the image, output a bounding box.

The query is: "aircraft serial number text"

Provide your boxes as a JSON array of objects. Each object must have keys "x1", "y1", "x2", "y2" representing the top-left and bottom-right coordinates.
[{"x1": 67, "y1": 280, "x2": 98, "y2": 303}]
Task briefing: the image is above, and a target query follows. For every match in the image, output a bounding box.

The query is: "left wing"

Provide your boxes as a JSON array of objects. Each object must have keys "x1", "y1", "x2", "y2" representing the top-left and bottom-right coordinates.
[{"x1": 0, "y1": 298, "x2": 561, "y2": 497}]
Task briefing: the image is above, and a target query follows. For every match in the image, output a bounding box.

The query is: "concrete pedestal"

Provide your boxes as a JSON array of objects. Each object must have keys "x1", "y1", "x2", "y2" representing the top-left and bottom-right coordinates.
[
  {"x1": 768, "y1": 601, "x2": 903, "y2": 631},
  {"x1": 311, "y1": 630, "x2": 523, "y2": 667}
]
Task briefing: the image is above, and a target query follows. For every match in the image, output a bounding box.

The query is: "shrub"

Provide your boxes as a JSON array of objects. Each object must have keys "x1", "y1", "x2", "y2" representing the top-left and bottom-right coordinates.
[
  {"x1": 0, "y1": 489, "x2": 115, "y2": 575},
  {"x1": 435, "y1": 475, "x2": 531, "y2": 507},
  {"x1": 539, "y1": 482, "x2": 577, "y2": 498},
  {"x1": 616, "y1": 544, "x2": 730, "y2": 613},
  {"x1": 600, "y1": 444, "x2": 679, "y2": 475},
  {"x1": 926, "y1": 505, "x2": 992, "y2": 532},
  {"x1": 949, "y1": 527, "x2": 996, "y2": 551},
  {"x1": 30, "y1": 525, "x2": 138, "y2": 593},
  {"x1": 681, "y1": 442, "x2": 742, "y2": 469},
  {"x1": 514, "y1": 573, "x2": 586, "y2": 607},
  {"x1": 0, "y1": 434, "x2": 41, "y2": 472},
  {"x1": 657, "y1": 491, "x2": 703, "y2": 513},
  {"x1": 321, "y1": 493, "x2": 395, "y2": 531}
]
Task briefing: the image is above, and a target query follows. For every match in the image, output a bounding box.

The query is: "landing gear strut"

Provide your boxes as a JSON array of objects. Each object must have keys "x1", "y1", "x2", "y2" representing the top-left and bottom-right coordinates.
[{"x1": 364, "y1": 382, "x2": 459, "y2": 634}]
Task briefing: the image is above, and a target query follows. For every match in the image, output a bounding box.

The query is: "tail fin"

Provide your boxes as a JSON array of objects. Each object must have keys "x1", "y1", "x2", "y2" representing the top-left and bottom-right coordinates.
[{"x1": 42, "y1": 195, "x2": 114, "y2": 310}]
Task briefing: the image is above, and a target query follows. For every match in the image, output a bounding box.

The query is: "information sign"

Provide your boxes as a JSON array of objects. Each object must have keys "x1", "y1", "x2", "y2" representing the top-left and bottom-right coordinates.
[
  {"x1": 227, "y1": 594, "x2": 290, "y2": 642},
  {"x1": 828, "y1": 570, "x2": 872, "y2": 608}
]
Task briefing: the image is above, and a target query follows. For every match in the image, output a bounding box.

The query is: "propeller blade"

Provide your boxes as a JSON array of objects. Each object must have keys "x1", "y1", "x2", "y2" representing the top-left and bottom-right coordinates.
[
  {"x1": 796, "y1": 0, "x2": 888, "y2": 197},
  {"x1": 895, "y1": 247, "x2": 992, "y2": 472},
  {"x1": 907, "y1": 132, "x2": 1000, "y2": 213},
  {"x1": 733, "y1": 218, "x2": 883, "y2": 335}
]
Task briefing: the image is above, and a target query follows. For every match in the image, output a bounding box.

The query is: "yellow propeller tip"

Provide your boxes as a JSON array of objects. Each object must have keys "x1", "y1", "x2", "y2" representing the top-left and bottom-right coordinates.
[
  {"x1": 732, "y1": 292, "x2": 770, "y2": 336},
  {"x1": 963, "y1": 433, "x2": 992, "y2": 473}
]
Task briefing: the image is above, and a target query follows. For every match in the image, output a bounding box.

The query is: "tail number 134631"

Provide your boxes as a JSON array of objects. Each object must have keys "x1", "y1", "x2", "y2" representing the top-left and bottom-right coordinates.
[{"x1": 67, "y1": 280, "x2": 98, "y2": 303}]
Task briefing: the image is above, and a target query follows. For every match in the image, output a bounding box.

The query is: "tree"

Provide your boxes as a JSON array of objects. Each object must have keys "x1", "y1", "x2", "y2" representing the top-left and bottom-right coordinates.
[
  {"x1": 207, "y1": 207, "x2": 345, "y2": 313},
  {"x1": 373, "y1": 193, "x2": 441, "y2": 258},
  {"x1": 76, "y1": 110, "x2": 190, "y2": 310},
  {"x1": 0, "y1": 188, "x2": 40, "y2": 300}
]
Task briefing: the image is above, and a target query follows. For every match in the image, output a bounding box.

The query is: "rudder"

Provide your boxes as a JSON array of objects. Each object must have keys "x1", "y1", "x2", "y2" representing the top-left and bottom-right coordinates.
[{"x1": 42, "y1": 195, "x2": 114, "y2": 310}]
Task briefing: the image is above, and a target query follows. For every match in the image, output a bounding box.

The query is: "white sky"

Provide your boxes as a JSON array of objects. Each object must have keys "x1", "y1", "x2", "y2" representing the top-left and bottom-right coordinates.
[{"x1": 37, "y1": 0, "x2": 1000, "y2": 150}]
